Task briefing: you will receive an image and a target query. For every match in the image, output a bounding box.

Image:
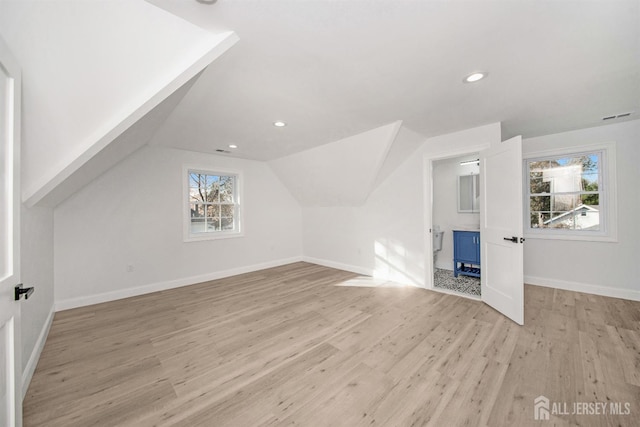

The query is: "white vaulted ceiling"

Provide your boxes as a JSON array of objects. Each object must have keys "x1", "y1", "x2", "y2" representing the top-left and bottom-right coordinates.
[
  {"x1": 269, "y1": 121, "x2": 402, "y2": 206},
  {"x1": 149, "y1": 0, "x2": 640, "y2": 160}
]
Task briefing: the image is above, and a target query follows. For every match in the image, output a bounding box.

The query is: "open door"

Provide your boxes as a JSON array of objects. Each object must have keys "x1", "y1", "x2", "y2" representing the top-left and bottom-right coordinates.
[
  {"x1": 480, "y1": 136, "x2": 524, "y2": 325},
  {"x1": 0, "y1": 36, "x2": 23, "y2": 426}
]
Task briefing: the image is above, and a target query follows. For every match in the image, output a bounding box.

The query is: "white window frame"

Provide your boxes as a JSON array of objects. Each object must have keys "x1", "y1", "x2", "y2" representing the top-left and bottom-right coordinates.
[
  {"x1": 523, "y1": 141, "x2": 617, "y2": 242},
  {"x1": 183, "y1": 165, "x2": 244, "y2": 242}
]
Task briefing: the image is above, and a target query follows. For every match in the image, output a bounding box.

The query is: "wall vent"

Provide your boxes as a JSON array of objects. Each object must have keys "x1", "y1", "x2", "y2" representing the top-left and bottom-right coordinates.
[
  {"x1": 215, "y1": 149, "x2": 231, "y2": 154},
  {"x1": 602, "y1": 112, "x2": 633, "y2": 121}
]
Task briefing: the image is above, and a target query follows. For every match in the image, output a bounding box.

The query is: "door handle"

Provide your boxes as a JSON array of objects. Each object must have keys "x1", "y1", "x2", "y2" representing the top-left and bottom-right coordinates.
[
  {"x1": 503, "y1": 236, "x2": 525, "y2": 244},
  {"x1": 14, "y1": 284, "x2": 35, "y2": 301}
]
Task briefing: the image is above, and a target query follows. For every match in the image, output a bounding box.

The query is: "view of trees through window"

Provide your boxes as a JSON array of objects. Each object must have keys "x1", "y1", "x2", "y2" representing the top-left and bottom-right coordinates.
[
  {"x1": 527, "y1": 152, "x2": 600, "y2": 231},
  {"x1": 189, "y1": 172, "x2": 236, "y2": 234}
]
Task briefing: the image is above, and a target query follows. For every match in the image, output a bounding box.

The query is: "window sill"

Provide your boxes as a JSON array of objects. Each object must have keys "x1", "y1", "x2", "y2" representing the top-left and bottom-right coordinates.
[
  {"x1": 524, "y1": 231, "x2": 617, "y2": 243},
  {"x1": 184, "y1": 231, "x2": 244, "y2": 243}
]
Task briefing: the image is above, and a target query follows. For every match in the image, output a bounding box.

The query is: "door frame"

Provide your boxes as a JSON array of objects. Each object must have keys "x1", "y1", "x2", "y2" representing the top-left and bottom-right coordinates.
[
  {"x1": 423, "y1": 143, "x2": 490, "y2": 295},
  {"x1": 0, "y1": 34, "x2": 22, "y2": 427}
]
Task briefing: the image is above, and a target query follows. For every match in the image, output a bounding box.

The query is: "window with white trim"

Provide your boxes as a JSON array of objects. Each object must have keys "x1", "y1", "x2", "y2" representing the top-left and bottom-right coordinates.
[
  {"x1": 524, "y1": 143, "x2": 616, "y2": 241},
  {"x1": 187, "y1": 169, "x2": 241, "y2": 239}
]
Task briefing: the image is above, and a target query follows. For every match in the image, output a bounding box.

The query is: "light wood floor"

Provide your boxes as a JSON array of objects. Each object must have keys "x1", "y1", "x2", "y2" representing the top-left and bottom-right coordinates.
[{"x1": 24, "y1": 262, "x2": 640, "y2": 426}]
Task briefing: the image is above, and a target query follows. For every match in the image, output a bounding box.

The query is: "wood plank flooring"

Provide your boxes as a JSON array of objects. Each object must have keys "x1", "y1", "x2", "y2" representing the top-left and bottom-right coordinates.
[{"x1": 23, "y1": 262, "x2": 640, "y2": 426}]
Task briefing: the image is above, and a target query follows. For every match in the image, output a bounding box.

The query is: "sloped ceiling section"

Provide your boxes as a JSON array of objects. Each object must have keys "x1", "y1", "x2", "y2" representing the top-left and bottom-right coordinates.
[
  {"x1": 0, "y1": 0, "x2": 238, "y2": 207},
  {"x1": 269, "y1": 121, "x2": 403, "y2": 207},
  {"x1": 37, "y1": 73, "x2": 201, "y2": 206},
  {"x1": 373, "y1": 126, "x2": 425, "y2": 189}
]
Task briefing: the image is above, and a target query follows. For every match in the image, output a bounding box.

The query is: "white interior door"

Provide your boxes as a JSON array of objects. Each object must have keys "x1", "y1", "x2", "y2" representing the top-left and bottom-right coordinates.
[
  {"x1": 480, "y1": 136, "x2": 524, "y2": 325},
  {"x1": 0, "y1": 36, "x2": 22, "y2": 427}
]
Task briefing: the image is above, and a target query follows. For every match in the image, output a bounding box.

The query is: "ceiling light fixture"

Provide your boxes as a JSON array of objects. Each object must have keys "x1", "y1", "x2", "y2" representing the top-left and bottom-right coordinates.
[
  {"x1": 460, "y1": 159, "x2": 479, "y2": 166},
  {"x1": 273, "y1": 121, "x2": 287, "y2": 127},
  {"x1": 463, "y1": 72, "x2": 487, "y2": 83},
  {"x1": 228, "y1": 144, "x2": 238, "y2": 149}
]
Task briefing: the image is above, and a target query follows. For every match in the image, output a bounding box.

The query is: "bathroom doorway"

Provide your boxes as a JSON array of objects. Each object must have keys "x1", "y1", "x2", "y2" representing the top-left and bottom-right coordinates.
[{"x1": 431, "y1": 153, "x2": 481, "y2": 298}]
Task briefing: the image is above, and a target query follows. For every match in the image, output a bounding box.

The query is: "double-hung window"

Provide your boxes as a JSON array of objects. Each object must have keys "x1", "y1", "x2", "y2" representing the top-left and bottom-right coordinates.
[
  {"x1": 185, "y1": 169, "x2": 242, "y2": 241},
  {"x1": 524, "y1": 142, "x2": 616, "y2": 241}
]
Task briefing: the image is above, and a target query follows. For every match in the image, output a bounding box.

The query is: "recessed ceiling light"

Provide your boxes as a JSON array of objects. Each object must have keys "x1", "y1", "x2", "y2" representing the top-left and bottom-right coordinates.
[
  {"x1": 273, "y1": 121, "x2": 287, "y2": 127},
  {"x1": 228, "y1": 144, "x2": 238, "y2": 149},
  {"x1": 463, "y1": 72, "x2": 487, "y2": 83}
]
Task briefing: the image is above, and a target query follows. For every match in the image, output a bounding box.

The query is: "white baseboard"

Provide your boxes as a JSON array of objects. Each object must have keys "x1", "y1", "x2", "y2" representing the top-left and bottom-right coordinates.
[
  {"x1": 302, "y1": 256, "x2": 373, "y2": 277},
  {"x1": 525, "y1": 275, "x2": 640, "y2": 301},
  {"x1": 22, "y1": 305, "x2": 55, "y2": 398},
  {"x1": 55, "y1": 256, "x2": 304, "y2": 311},
  {"x1": 435, "y1": 261, "x2": 453, "y2": 271}
]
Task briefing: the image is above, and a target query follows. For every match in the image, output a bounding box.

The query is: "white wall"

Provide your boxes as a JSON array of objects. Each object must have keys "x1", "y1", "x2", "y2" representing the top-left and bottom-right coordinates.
[
  {"x1": 303, "y1": 119, "x2": 639, "y2": 300},
  {"x1": 48, "y1": 118, "x2": 638, "y2": 315},
  {"x1": 54, "y1": 146, "x2": 302, "y2": 309},
  {"x1": 302, "y1": 123, "x2": 501, "y2": 287},
  {"x1": 20, "y1": 204, "x2": 54, "y2": 395},
  {"x1": 432, "y1": 156, "x2": 480, "y2": 270},
  {"x1": 523, "y1": 119, "x2": 640, "y2": 299}
]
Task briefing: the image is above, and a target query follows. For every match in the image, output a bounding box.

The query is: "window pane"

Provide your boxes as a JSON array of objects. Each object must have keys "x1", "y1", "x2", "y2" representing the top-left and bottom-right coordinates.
[
  {"x1": 530, "y1": 212, "x2": 550, "y2": 228},
  {"x1": 190, "y1": 218, "x2": 207, "y2": 233},
  {"x1": 188, "y1": 171, "x2": 240, "y2": 236},
  {"x1": 548, "y1": 211, "x2": 574, "y2": 229},
  {"x1": 529, "y1": 174, "x2": 550, "y2": 194},
  {"x1": 206, "y1": 205, "x2": 220, "y2": 217},
  {"x1": 545, "y1": 159, "x2": 582, "y2": 193},
  {"x1": 190, "y1": 204, "x2": 205, "y2": 218},
  {"x1": 526, "y1": 150, "x2": 604, "y2": 235},
  {"x1": 528, "y1": 160, "x2": 549, "y2": 172},
  {"x1": 581, "y1": 173, "x2": 598, "y2": 191},
  {"x1": 580, "y1": 154, "x2": 598, "y2": 173},
  {"x1": 190, "y1": 187, "x2": 207, "y2": 203},
  {"x1": 552, "y1": 194, "x2": 579, "y2": 211},
  {"x1": 221, "y1": 217, "x2": 234, "y2": 230},
  {"x1": 581, "y1": 193, "x2": 598, "y2": 207},
  {"x1": 220, "y1": 176, "x2": 234, "y2": 202},
  {"x1": 530, "y1": 196, "x2": 550, "y2": 212},
  {"x1": 576, "y1": 209, "x2": 599, "y2": 231},
  {"x1": 207, "y1": 218, "x2": 220, "y2": 231},
  {"x1": 207, "y1": 179, "x2": 220, "y2": 202},
  {"x1": 205, "y1": 174, "x2": 219, "y2": 187},
  {"x1": 220, "y1": 204, "x2": 234, "y2": 217},
  {"x1": 190, "y1": 173, "x2": 205, "y2": 189}
]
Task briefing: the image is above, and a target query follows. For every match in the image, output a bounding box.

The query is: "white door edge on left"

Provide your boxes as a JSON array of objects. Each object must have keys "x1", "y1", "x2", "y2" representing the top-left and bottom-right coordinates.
[{"x1": 0, "y1": 33, "x2": 23, "y2": 427}]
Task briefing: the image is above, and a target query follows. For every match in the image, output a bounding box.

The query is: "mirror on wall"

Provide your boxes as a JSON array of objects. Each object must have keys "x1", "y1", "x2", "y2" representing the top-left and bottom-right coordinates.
[{"x1": 458, "y1": 174, "x2": 479, "y2": 213}]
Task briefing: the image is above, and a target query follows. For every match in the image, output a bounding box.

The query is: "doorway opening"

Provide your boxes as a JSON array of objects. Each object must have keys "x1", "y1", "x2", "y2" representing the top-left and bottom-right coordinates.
[{"x1": 430, "y1": 153, "x2": 481, "y2": 298}]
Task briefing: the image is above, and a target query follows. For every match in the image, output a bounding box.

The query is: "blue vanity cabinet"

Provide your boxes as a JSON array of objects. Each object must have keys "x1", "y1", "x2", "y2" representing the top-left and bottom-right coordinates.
[{"x1": 453, "y1": 230, "x2": 480, "y2": 278}]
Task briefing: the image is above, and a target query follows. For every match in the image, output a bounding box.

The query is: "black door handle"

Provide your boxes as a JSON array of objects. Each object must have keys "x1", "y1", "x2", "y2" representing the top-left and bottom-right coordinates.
[
  {"x1": 15, "y1": 284, "x2": 34, "y2": 301},
  {"x1": 503, "y1": 236, "x2": 518, "y2": 243}
]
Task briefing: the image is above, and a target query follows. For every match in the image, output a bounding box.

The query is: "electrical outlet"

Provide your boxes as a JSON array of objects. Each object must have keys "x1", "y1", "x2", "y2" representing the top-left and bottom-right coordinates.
[{"x1": 126, "y1": 264, "x2": 134, "y2": 273}]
